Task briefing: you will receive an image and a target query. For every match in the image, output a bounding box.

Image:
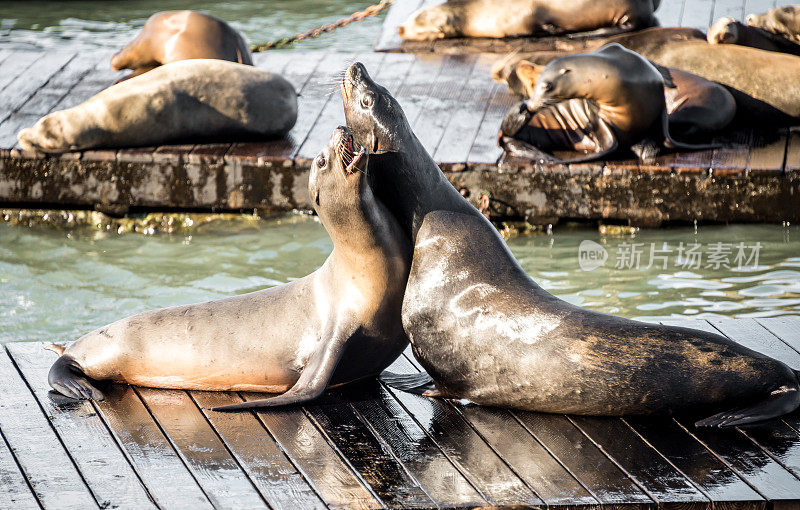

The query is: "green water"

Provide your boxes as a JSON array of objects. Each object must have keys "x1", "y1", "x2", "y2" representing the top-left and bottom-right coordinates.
[
  {"x1": 0, "y1": 0, "x2": 386, "y2": 53},
  {"x1": 1, "y1": 218, "x2": 798, "y2": 344}
]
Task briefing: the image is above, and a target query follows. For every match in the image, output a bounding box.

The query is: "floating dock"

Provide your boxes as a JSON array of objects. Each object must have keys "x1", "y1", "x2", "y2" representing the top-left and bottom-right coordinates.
[{"x1": 1, "y1": 318, "x2": 800, "y2": 508}]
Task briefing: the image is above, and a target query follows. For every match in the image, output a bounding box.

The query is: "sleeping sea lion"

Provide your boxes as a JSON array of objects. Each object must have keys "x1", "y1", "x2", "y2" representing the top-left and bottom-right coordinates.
[
  {"x1": 397, "y1": 0, "x2": 660, "y2": 41},
  {"x1": 707, "y1": 16, "x2": 800, "y2": 56},
  {"x1": 111, "y1": 10, "x2": 252, "y2": 82},
  {"x1": 341, "y1": 61, "x2": 800, "y2": 428},
  {"x1": 747, "y1": 6, "x2": 800, "y2": 43},
  {"x1": 18, "y1": 59, "x2": 297, "y2": 153},
  {"x1": 497, "y1": 43, "x2": 715, "y2": 162},
  {"x1": 47, "y1": 126, "x2": 411, "y2": 410}
]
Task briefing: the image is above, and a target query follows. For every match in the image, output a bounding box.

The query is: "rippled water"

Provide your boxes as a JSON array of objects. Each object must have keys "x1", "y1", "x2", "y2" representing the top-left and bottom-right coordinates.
[
  {"x1": 1, "y1": 218, "x2": 797, "y2": 344},
  {"x1": 0, "y1": 0, "x2": 386, "y2": 53}
]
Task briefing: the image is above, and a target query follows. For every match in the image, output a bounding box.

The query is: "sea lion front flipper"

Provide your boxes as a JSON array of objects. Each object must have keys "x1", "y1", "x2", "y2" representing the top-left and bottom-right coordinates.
[
  {"x1": 500, "y1": 137, "x2": 562, "y2": 163},
  {"x1": 212, "y1": 334, "x2": 348, "y2": 412},
  {"x1": 48, "y1": 355, "x2": 105, "y2": 401},
  {"x1": 695, "y1": 384, "x2": 800, "y2": 428},
  {"x1": 660, "y1": 110, "x2": 720, "y2": 151},
  {"x1": 380, "y1": 371, "x2": 435, "y2": 394}
]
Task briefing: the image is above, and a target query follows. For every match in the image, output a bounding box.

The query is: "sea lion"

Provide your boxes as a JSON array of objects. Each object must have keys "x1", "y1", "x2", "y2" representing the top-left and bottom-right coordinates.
[
  {"x1": 342, "y1": 61, "x2": 800, "y2": 428},
  {"x1": 500, "y1": 57, "x2": 735, "y2": 137},
  {"x1": 397, "y1": 0, "x2": 660, "y2": 41},
  {"x1": 18, "y1": 59, "x2": 297, "y2": 153},
  {"x1": 747, "y1": 6, "x2": 800, "y2": 43},
  {"x1": 111, "y1": 10, "x2": 252, "y2": 82},
  {"x1": 497, "y1": 44, "x2": 715, "y2": 162},
  {"x1": 47, "y1": 126, "x2": 411, "y2": 410},
  {"x1": 707, "y1": 16, "x2": 800, "y2": 55}
]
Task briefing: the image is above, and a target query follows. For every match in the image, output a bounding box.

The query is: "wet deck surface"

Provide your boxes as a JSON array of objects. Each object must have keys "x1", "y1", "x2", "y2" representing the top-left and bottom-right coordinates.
[{"x1": 1, "y1": 317, "x2": 800, "y2": 508}]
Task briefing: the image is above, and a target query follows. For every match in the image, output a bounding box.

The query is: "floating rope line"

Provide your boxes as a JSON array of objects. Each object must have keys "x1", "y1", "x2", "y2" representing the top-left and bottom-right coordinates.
[{"x1": 250, "y1": 0, "x2": 394, "y2": 52}]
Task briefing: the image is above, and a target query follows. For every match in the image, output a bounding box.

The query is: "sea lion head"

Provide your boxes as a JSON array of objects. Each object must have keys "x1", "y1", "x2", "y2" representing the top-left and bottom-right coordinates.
[
  {"x1": 514, "y1": 60, "x2": 547, "y2": 98},
  {"x1": 747, "y1": 6, "x2": 800, "y2": 36},
  {"x1": 341, "y1": 62, "x2": 411, "y2": 154},
  {"x1": 308, "y1": 126, "x2": 369, "y2": 227},
  {"x1": 397, "y1": 4, "x2": 458, "y2": 41},
  {"x1": 707, "y1": 17, "x2": 740, "y2": 44}
]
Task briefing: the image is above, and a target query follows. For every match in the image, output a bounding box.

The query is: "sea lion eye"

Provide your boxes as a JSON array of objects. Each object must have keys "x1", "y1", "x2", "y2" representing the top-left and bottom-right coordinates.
[
  {"x1": 361, "y1": 92, "x2": 375, "y2": 108},
  {"x1": 559, "y1": 68, "x2": 570, "y2": 75},
  {"x1": 316, "y1": 154, "x2": 327, "y2": 169}
]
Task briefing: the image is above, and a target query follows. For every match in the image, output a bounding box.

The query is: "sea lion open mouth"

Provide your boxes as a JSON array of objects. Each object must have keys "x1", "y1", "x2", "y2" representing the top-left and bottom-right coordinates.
[{"x1": 337, "y1": 129, "x2": 366, "y2": 175}]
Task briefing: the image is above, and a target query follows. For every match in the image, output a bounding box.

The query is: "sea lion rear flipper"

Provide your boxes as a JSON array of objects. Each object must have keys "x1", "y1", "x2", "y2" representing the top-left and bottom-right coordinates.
[
  {"x1": 695, "y1": 384, "x2": 800, "y2": 428},
  {"x1": 48, "y1": 355, "x2": 105, "y2": 401},
  {"x1": 380, "y1": 371, "x2": 435, "y2": 394},
  {"x1": 212, "y1": 335, "x2": 347, "y2": 412}
]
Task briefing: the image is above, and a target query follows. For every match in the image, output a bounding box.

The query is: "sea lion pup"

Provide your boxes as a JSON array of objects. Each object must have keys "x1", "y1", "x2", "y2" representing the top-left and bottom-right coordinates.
[
  {"x1": 111, "y1": 10, "x2": 252, "y2": 82},
  {"x1": 397, "y1": 0, "x2": 660, "y2": 41},
  {"x1": 47, "y1": 126, "x2": 411, "y2": 410},
  {"x1": 497, "y1": 44, "x2": 716, "y2": 162},
  {"x1": 342, "y1": 61, "x2": 800, "y2": 428},
  {"x1": 747, "y1": 6, "x2": 800, "y2": 43},
  {"x1": 18, "y1": 59, "x2": 297, "y2": 153},
  {"x1": 707, "y1": 16, "x2": 800, "y2": 56},
  {"x1": 501, "y1": 57, "x2": 735, "y2": 137}
]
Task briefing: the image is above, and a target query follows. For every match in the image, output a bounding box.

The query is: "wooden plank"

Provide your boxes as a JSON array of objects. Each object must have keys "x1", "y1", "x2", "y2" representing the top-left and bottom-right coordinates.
[
  {"x1": 410, "y1": 55, "x2": 477, "y2": 155},
  {"x1": 657, "y1": 0, "x2": 686, "y2": 27},
  {"x1": 747, "y1": 0, "x2": 777, "y2": 15},
  {"x1": 711, "y1": 130, "x2": 751, "y2": 176},
  {"x1": 306, "y1": 401, "x2": 436, "y2": 508},
  {"x1": 434, "y1": 54, "x2": 498, "y2": 166},
  {"x1": 467, "y1": 84, "x2": 517, "y2": 166},
  {"x1": 0, "y1": 349, "x2": 98, "y2": 509},
  {"x1": 0, "y1": 51, "x2": 42, "y2": 93},
  {"x1": 190, "y1": 392, "x2": 327, "y2": 510},
  {"x1": 758, "y1": 317, "x2": 800, "y2": 357},
  {"x1": 348, "y1": 386, "x2": 488, "y2": 507},
  {"x1": 738, "y1": 420, "x2": 800, "y2": 482},
  {"x1": 784, "y1": 130, "x2": 800, "y2": 174},
  {"x1": 709, "y1": 318, "x2": 800, "y2": 368},
  {"x1": 371, "y1": 52, "x2": 417, "y2": 95},
  {"x1": 0, "y1": 51, "x2": 75, "y2": 125},
  {"x1": 747, "y1": 128, "x2": 788, "y2": 174},
  {"x1": 570, "y1": 415, "x2": 711, "y2": 507},
  {"x1": 375, "y1": 0, "x2": 425, "y2": 52},
  {"x1": 294, "y1": 52, "x2": 384, "y2": 163},
  {"x1": 514, "y1": 411, "x2": 655, "y2": 506},
  {"x1": 95, "y1": 385, "x2": 214, "y2": 509},
  {"x1": 242, "y1": 394, "x2": 382, "y2": 510},
  {"x1": 393, "y1": 55, "x2": 448, "y2": 131},
  {"x1": 383, "y1": 355, "x2": 541, "y2": 506},
  {"x1": 0, "y1": 422, "x2": 38, "y2": 509},
  {"x1": 0, "y1": 49, "x2": 13, "y2": 66},
  {"x1": 135, "y1": 387, "x2": 268, "y2": 509},
  {"x1": 7, "y1": 343, "x2": 155, "y2": 510},
  {"x1": 712, "y1": 0, "x2": 747, "y2": 24},
  {"x1": 681, "y1": 0, "x2": 715, "y2": 29}
]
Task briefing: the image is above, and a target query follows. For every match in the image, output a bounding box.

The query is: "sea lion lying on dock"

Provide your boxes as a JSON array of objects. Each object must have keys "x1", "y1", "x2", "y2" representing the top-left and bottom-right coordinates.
[
  {"x1": 497, "y1": 55, "x2": 735, "y2": 137},
  {"x1": 111, "y1": 10, "x2": 252, "y2": 82},
  {"x1": 339, "y1": 61, "x2": 800, "y2": 428},
  {"x1": 747, "y1": 5, "x2": 800, "y2": 43},
  {"x1": 497, "y1": 44, "x2": 715, "y2": 162},
  {"x1": 707, "y1": 17, "x2": 800, "y2": 56},
  {"x1": 18, "y1": 59, "x2": 297, "y2": 153},
  {"x1": 47, "y1": 126, "x2": 411, "y2": 409},
  {"x1": 397, "y1": 0, "x2": 660, "y2": 41}
]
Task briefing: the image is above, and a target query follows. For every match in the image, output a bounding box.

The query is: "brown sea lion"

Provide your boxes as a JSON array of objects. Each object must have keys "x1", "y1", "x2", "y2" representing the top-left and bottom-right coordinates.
[
  {"x1": 339, "y1": 62, "x2": 800, "y2": 428},
  {"x1": 397, "y1": 0, "x2": 660, "y2": 41},
  {"x1": 111, "y1": 10, "x2": 253, "y2": 82},
  {"x1": 747, "y1": 6, "x2": 800, "y2": 43},
  {"x1": 499, "y1": 56, "x2": 735, "y2": 137},
  {"x1": 18, "y1": 59, "x2": 297, "y2": 153},
  {"x1": 47, "y1": 126, "x2": 411, "y2": 409},
  {"x1": 498, "y1": 43, "x2": 715, "y2": 162},
  {"x1": 707, "y1": 16, "x2": 800, "y2": 56}
]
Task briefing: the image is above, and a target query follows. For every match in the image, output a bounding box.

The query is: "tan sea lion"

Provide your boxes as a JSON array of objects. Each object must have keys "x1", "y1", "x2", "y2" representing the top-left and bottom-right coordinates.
[
  {"x1": 339, "y1": 62, "x2": 800, "y2": 428},
  {"x1": 498, "y1": 43, "x2": 715, "y2": 162},
  {"x1": 707, "y1": 16, "x2": 800, "y2": 55},
  {"x1": 397, "y1": 0, "x2": 660, "y2": 41},
  {"x1": 747, "y1": 6, "x2": 800, "y2": 43},
  {"x1": 111, "y1": 10, "x2": 252, "y2": 82},
  {"x1": 47, "y1": 126, "x2": 411, "y2": 409},
  {"x1": 18, "y1": 59, "x2": 297, "y2": 153},
  {"x1": 500, "y1": 56, "x2": 735, "y2": 137}
]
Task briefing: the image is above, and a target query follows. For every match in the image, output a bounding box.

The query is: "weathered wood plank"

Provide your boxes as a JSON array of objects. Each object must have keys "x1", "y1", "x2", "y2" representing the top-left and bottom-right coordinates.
[
  {"x1": 383, "y1": 355, "x2": 541, "y2": 506},
  {"x1": 7, "y1": 343, "x2": 155, "y2": 510},
  {"x1": 190, "y1": 392, "x2": 327, "y2": 510},
  {"x1": 467, "y1": 84, "x2": 517, "y2": 167},
  {"x1": 0, "y1": 51, "x2": 42, "y2": 94},
  {"x1": 393, "y1": 54, "x2": 449, "y2": 130},
  {"x1": 0, "y1": 422, "x2": 38, "y2": 510},
  {"x1": 241, "y1": 394, "x2": 383, "y2": 510},
  {"x1": 0, "y1": 349, "x2": 98, "y2": 509},
  {"x1": 135, "y1": 387, "x2": 268, "y2": 509},
  {"x1": 0, "y1": 52, "x2": 75, "y2": 125},
  {"x1": 94, "y1": 385, "x2": 214, "y2": 509},
  {"x1": 375, "y1": 0, "x2": 425, "y2": 52},
  {"x1": 712, "y1": 0, "x2": 747, "y2": 24},
  {"x1": 657, "y1": 0, "x2": 686, "y2": 27},
  {"x1": 709, "y1": 318, "x2": 800, "y2": 368},
  {"x1": 747, "y1": 129, "x2": 788, "y2": 174},
  {"x1": 681, "y1": 0, "x2": 715, "y2": 29},
  {"x1": 759, "y1": 317, "x2": 800, "y2": 356}
]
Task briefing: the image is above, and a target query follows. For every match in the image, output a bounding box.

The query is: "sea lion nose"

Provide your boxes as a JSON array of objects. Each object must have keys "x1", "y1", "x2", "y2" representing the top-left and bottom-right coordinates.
[
  {"x1": 348, "y1": 62, "x2": 364, "y2": 82},
  {"x1": 746, "y1": 14, "x2": 756, "y2": 25}
]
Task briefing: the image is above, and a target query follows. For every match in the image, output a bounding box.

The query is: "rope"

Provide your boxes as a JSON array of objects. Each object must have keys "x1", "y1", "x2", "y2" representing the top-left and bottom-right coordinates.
[{"x1": 251, "y1": 0, "x2": 394, "y2": 52}]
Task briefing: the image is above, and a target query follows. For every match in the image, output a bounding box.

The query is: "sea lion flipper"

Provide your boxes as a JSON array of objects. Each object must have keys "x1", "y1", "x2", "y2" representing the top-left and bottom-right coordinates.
[
  {"x1": 48, "y1": 355, "x2": 105, "y2": 401},
  {"x1": 695, "y1": 384, "x2": 800, "y2": 428},
  {"x1": 211, "y1": 335, "x2": 347, "y2": 412},
  {"x1": 660, "y1": 111, "x2": 720, "y2": 151},
  {"x1": 380, "y1": 371, "x2": 435, "y2": 394}
]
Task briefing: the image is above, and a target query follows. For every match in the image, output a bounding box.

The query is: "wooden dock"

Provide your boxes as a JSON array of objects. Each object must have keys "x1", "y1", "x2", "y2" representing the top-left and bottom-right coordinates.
[
  {"x1": 0, "y1": 0, "x2": 799, "y2": 225},
  {"x1": 1, "y1": 317, "x2": 800, "y2": 508}
]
